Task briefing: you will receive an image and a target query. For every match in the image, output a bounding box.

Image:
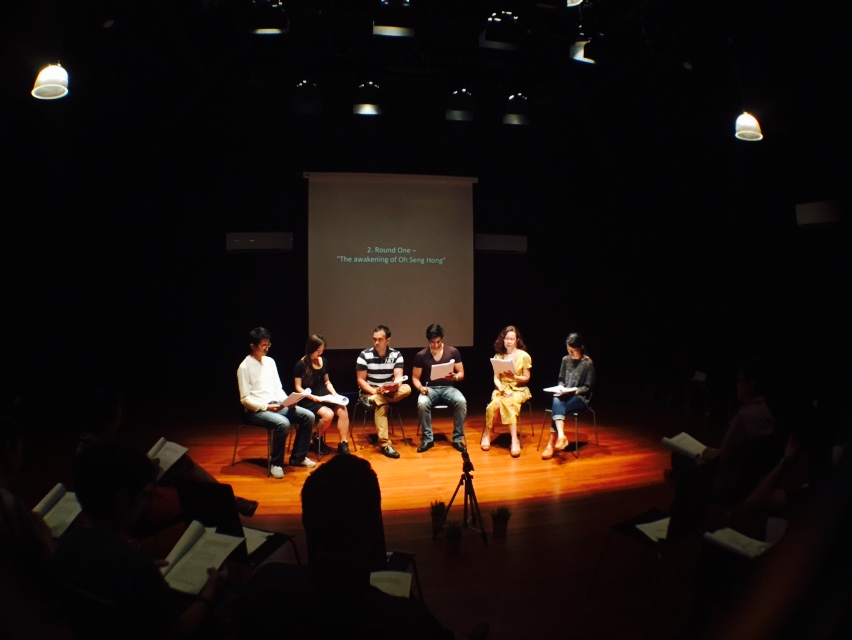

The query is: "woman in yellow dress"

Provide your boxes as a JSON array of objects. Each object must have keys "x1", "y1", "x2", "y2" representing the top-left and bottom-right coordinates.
[{"x1": 481, "y1": 325, "x2": 532, "y2": 457}]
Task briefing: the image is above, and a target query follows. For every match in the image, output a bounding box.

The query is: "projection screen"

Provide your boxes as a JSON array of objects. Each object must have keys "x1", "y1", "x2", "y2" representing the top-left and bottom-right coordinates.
[{"x1": 306, "y1": 172, "x2": 476, "y2": 349}]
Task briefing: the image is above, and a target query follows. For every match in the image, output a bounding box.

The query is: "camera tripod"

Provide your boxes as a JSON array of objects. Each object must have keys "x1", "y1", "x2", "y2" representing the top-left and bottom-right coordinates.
[{"x1": 433, "y1": 451, "x2": 488, "y2": 546}]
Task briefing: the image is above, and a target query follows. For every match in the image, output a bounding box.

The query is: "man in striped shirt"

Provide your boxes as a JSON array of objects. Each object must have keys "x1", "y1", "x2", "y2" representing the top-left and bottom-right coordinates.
[{"x1": 356, "y1": 325, "x2": 412, "y2": 458}]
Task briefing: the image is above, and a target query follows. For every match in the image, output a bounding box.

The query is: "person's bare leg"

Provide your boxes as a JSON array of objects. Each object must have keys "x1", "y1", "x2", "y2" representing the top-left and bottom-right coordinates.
[
  {"x1": 554, "y1": 419, "x2": 569, "y2": 450},
  {"x1": 542, "y1": 432, "x2": 557, "y2": 460},
  {"x1": 509, "y1": 422, "x2": 520, "y2": 457}
]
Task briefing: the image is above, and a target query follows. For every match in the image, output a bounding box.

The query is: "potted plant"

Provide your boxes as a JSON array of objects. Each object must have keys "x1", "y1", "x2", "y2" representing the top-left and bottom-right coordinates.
[
  {"x1": 429, "y1": 500, "x2": 446, "y2": 533},
  {"x1": 445, "y1": 520, "x2": 463, "y2": 556},
  {"x1": 490, "y1": 505, "x2": 512, "y2": 539}
]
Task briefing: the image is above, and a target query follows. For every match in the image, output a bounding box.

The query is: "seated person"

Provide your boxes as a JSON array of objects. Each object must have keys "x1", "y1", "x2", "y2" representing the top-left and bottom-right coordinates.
[
  {"x1": 226, "y1": 454, "x2": 489, "y2": 639},
  {"x1": 238, "y1": 326, "x2": 316, "y2": 477},
  {"x1": 356, "y1": 324, "x2": 412, "y2": 459},
  {"x1": 666, "y1": 357, "x2": 782, "y2": 537},
  {"x1": 53, "y1": 441, "x2": 223, "y2": 639},
  {"x1": 1, "y1": 415, "x2": 73, "y2": 638},
  {"x1": 412, "y1": 323, "x2": 468, "y2": 453},
  {"x1": 482, "y1": 325, "x2": 532, "y2": 458},
  {"x1": 541, "y1": 332, "x2": 595, "y2": 460},
  {"x1": 293, "y1": 333, "x2": 352, "y2": 455},
  {"x1": 76, "y1": 387, "x2": 258, "y2": 524}
]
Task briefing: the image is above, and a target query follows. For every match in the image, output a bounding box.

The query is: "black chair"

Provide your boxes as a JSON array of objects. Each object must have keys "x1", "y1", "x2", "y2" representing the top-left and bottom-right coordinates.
[
  {"x1": 232, "y1": 409, "x2": 274, "y2": 477},
  {"x1": 351, "y1": 396, "x2": 408, "y2": 447}
]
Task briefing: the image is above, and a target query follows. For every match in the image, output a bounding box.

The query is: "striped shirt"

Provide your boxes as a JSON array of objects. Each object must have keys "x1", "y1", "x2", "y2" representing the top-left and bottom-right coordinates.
[{"x1": 356, "y1": 347, "x2": 404, "y2": 386}]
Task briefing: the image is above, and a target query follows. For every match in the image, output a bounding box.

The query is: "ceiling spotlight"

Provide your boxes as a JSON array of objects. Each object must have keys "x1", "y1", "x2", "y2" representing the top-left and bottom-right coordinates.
[
  {"x1": 353, "y1": 81, "x2": 383, "y2": 116},
  {"x1": 566, "y1": 0, "x2": 584, "y2": 6},
  {"x1": 250, "y1": 0, "x2": 289, "y2": 35},
  {"x1": 31, "y1": 63, "x2": 69, "y2": 99},
  {"x1": 734, "y1": 111, "x2": 763, "y2": 141},
  {"x1": 502, "y1": 92, "x2": 530, "y2": 125},
  {"x1": 445, "y1": 87, "x2": 475, "y2": 122},
  {"x1": 479, "y1": 11, "x2": 522, "y2": 51},
  {"x1": 374, "y1": 0, "x2": 414, "y2": 37}
]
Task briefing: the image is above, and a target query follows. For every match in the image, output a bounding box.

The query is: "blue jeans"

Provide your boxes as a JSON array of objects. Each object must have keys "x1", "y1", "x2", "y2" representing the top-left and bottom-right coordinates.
[
  {"x1": 550, "y1": 395, "x2": 588, "y2": 432},
  {"x1": 244, "y1": 405, "x2": 315, "y2": 465},
  {"x1": 417, "y1": 386, "x2": 467, "y2": 443}
]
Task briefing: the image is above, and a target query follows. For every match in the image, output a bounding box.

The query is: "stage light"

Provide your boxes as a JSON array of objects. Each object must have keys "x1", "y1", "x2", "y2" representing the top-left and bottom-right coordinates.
[
  {"x1": 502, "y1": 92, "x2": 530, "y2": 125},
  {"x1": 373, "y1": 0, "x2": 414, "y2": 38},
  {"x1": 249, "y1": 0, "x2": 289, "y2": 35},
  {"x1": 566, "y1": 0, "x2": 584, "y2": 7},
  {"x1": 445, "y1": 87, "x2": 475, "y2": 122},
  {"x1": 734, "y1": 111, "x2": 763, "y2": 141},
  {"x1": 479, "y1": 11, "x2": 522, "y2": 51},
  {"x1": 353, "y1": 81, "x2": 383, "y2": 116},
  {"x1": 31, "y1": 63, "x2": 69, "y2": 99}
]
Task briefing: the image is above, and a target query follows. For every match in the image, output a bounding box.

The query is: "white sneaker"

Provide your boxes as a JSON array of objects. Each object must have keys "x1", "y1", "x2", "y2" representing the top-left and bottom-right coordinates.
[
  {"x1": 289, "y1": 456, "x2": 317, "y2": 468},
  {"x1": 270, "y1": 465, "x2": 284, "y2": 479}
]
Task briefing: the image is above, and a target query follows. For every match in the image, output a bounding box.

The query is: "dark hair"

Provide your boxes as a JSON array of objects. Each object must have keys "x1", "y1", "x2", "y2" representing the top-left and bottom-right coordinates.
[
  {"x1": 373, "y1": 325, "x2": 391, "y2": 339},
  {"x1": 249, "y1": 326, "x2": 272, "y2": 345},
  {"x1": 300, "y1": 334, "x2": 327, "y2": 386},
  {"x1": 566, "y1": 332, "x2": 587, "y2": 355},
  {"x1": 426, "y1": 324, "x2": 444, "y2": 340},
  {"x1": 74, "y1": 441, "x2": 157, "y2": 521},
  {"x1": 494, "y1": 325, "x2": 526, "y2": 354},
  {"x1": 301, "y1": 455, "x2": 384, "y2": 567}
]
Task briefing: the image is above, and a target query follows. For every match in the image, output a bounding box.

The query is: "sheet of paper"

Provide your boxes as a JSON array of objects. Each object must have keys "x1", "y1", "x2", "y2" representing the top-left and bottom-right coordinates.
[
  {"x1": 429, "y1": 359, "x2": 455, "y2": 380},
  {"x1": 43, "y1": 492, "x2": 82, "y2": 538},
  {"x1": 661, "y1": 432, "x2": 706, "y2": 459},
  {"x1": 147, "y1": 437, "x2": 189, "y2": 480},
  {"x1": 543, "y1": 385, "x2": 577, "y2": 395},
  {"x1": 635, "y1": 517, "x2": 671, "y2": 543},
  {"x1": 243, "y1": 526, "x2": 274, "y2": 555},
  {"x1": 313, "y1": 393, "x2": 350, "y2": 406},
  {"x1": 703, "y1": 528, "x2": 773, "y2": 559},
  {"x1": 162, "y1": 522, "x2": 243, "y2": 594},
  {"x1": 32, "y1": 482, "x2": 65, "y2": 515},
  {"x1": 380, "y1": 375, "x2": 408, "y2": 389},
  {"x1": 280, "y1": 388, "x2": 311, "y2": 408},
  {"x1": 490, "y1": 357, "x2": 515, "y2": 376},
  {"x1": 370, "y1": 571, "x2": 412, "y2": 598}
]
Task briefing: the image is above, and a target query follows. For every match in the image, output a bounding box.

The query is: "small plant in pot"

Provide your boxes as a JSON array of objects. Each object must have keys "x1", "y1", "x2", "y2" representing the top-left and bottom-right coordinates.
[
  {"x1": 429, "y1": 500, "x2": 447, "y2": 533},
  {"x1": 490, "y1": 505, "x2": 512, "y2": 538}
]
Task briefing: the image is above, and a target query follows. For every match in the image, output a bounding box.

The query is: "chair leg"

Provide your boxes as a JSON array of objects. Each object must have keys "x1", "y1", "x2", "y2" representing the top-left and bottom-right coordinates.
[
  {"x1": 232, "y1": 424, "x2": 242, "y2": 466},
  {"x1": 266, "y1": 429, "x2": 273, "y2": 476},
  {"x1": 572, "y1": 414, "x2": 580, "y2": 459}
]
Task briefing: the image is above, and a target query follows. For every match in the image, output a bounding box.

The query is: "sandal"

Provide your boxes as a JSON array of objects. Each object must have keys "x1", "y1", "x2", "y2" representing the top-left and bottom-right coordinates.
[
  {"x1": 480, "y1": 429, "x2": 492, "y2": 451},
  {"x1": 541, "y1": 444, "x2": 554, "y2": 460},
  {"x1": 555, "y1": 435, "x2": 569, "y2": 451},
  {"x1": 510, "y1": 442, "x2": 521, "y2": 458}
]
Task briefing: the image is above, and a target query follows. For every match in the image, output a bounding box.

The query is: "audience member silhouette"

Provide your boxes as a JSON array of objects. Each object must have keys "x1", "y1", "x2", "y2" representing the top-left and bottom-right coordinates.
[
  {"x1": 666, "y1": 357, "x2": 782, "y2": 537},
  {"x1": 76, "y1": 387, "x2": 258, "y2": 531},
  {"x1": 226, "y1": 454, "x2": 489, "y2": 639},
  {"x1": 53, "y1": 440, "x2": 224, "y2": 639},
  {"x1": 0, "y1": 415, "x2": 74, "y2": 638}
]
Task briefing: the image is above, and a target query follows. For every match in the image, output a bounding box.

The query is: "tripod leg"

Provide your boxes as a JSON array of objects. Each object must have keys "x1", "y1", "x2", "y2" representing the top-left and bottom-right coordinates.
[
  {"x1": 434, "y1": 474, "x2": 466, "y2": 539},
  {"x1": 464, "y1": 474, "x2": 488, "y2": 546}
]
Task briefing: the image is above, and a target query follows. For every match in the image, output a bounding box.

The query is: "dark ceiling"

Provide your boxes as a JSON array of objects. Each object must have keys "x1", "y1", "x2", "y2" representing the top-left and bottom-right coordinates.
[{"x1": 5, "y1": 1, "x2": 848, "y2": 189}]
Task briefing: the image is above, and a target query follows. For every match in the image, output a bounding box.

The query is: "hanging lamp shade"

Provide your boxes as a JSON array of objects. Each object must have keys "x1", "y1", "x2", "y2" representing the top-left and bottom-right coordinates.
[
  {"x1": 735, "y1": 111, "x2": 763, "y2": 141},
  {"x1": 32, "y1": 64, "x2": 69, "y2": 99}
]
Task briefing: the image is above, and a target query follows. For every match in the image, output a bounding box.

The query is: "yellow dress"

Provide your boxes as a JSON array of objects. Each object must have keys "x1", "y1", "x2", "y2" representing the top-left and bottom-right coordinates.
[{"x1": 485, "y1": 349, "x2": 532, "y2": 429}]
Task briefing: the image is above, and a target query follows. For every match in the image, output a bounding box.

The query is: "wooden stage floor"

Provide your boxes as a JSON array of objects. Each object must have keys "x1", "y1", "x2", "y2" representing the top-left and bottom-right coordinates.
[{"x1": 17, "y1": 396, "x2": 730, "y2": 640}]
